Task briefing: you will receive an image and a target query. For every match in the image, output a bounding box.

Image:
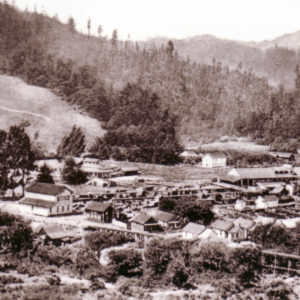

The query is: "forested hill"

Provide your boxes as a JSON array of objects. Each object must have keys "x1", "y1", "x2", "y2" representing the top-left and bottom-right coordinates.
[
  {"x1": 0, "y1": 3, "x2": 300, "y2": 160},
  {"x1": 146, "y1": 34, "x2": 300, "y2": 89}
]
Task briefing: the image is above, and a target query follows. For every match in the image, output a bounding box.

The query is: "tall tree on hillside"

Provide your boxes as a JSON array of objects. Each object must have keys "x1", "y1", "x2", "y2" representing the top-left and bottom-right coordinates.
[
  {"x1": 295, "y1": 65, "x2": 300, "y2": 92},
  {"x1": 57, "y1": 125, "x2": 86, "y2": 157},
  {"x1": 87, "y1": 18, "x2": 91, "y2": 37},
  {"x1": 0, "y1": 130, "x2": 9, "y2": 195},
  {"x1": 166, "y1": 40, "x2": 174, "y2": 57},
  {"x1": 111, "y1": 29, "x2": 118, "y2": 47},
  {"x1": 97, "y1": 25, "x2": 103, "y2": 38},
  {"x1": 37, "y1": 163, "x2": 54, "y2": 184},
  {"x1": 68, "y1": 16, "x2": 76, "y2": 33},
  {"x1": 6, "y1": 125, "x2": 35, "y2": 195},
  {"x1": 62, "y1": 156, "x2": 86, "y2": 184}
]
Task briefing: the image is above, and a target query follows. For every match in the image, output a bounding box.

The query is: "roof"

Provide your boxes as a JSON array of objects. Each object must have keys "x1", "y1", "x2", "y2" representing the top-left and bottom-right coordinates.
[
  {"x1": 83, "y1": 158, "x2": 100, "y2": 164},
  {"x1": 226, "y1": 167, "x2": 299, "y2": 181},
  {"x1": 41, "y1": 224, "x2": 72, "y2": 240},
  {"x1": 229, "y1": 225, "x2": 243, "y2": 233},
  {"x1": 26, "y1": 182, "x2": 71, "y2": 196},
  {"x1": 180, "y1": 150, "x2": 199, "y2": 157},
  {"x1": 270, "y1": 185, "x2": 285, "y2": 194},
  {"x1": 183, "y1": 222, "x2": 206, "y2": 235},
  {"x1": 19, "y1": 198, "x2": 56, "y2": 208},
  {"x1": 85, "y1": 202, "x2": 112, "y2": 212},
  {"x1": 132, "y1": 213, "x2": 157, "y2": 225},
  {"x1": 121, "y1": 167, "x2": 139, "y2": 173},
  {"x1": 270, "y1": 152, "x2": 295, "y2": 159},
  {"x1": 262, "y1": 195, "x2": 279, "y2": 202},
  {"x1": 211, "y1": 219, "x2": 234, "y2": 232},
  {"x1": 234, "y1": 217, "x2": 256, "y2": 230},
  {"x1": 155, "y1": 211, "x2": 177, "y2": 222},
  {"x1": 203, "y1": 151, "x2": 226, "y2": 159}
]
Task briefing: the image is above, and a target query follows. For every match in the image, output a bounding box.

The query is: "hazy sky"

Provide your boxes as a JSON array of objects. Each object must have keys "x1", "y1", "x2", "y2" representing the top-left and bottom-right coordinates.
[{"x1": 10, "y1": 0, "x2": 300, "y2": 41}]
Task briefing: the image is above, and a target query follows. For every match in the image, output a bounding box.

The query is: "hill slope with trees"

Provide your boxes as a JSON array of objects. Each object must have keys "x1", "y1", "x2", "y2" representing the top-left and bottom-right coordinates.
[{"x1": 0, "y1": 3, "x2": 299, "y2": 160}]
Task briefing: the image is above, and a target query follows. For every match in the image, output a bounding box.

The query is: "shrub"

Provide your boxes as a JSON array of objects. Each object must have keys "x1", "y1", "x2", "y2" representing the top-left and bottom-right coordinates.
[
  {"x1": 46, "y1": 275, "x2": 61, "y2": 286},
  {"x1": 265, "y1": 279, "x2": 295, "y2": 300}
]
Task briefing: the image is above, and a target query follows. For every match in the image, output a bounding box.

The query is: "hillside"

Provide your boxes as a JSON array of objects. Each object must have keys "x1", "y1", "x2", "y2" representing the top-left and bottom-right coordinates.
[
  {"x1": 0, "y1": 75, "x2": 105, "y2": 154},
  {"x1": 0, "y1": 3, "x2": 300, "y2": 161},
  {"x1": 146, "y1": 34, "x2": 300, "y2": 89},
  {"x1": 257, "y1": 30, "x2": 300, "y2": 51}
]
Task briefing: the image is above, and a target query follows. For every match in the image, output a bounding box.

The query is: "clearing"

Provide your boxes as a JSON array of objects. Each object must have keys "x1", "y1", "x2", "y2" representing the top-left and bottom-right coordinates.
[{"x1": 0, "y1": 75, "x2": 105, "y2": 154}]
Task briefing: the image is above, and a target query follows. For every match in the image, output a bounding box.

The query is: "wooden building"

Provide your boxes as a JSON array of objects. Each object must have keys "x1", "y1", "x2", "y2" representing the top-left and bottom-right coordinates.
[
  {"x1": 84, "y1": 202, "x2": 113, "y2": 223},
  {"x1": 19, "y1": 182, "x2": 73, "y2": 216}
]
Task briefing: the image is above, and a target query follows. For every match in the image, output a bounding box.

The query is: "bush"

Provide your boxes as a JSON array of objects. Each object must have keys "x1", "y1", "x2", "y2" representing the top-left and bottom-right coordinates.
[
  {"x1": 90, "y1": 278, "x2": 105, "y2": 291},
  {"x1": 265, "y1": 279, "x2": 295, "y2": 300},
  {"x1": 46, "y1": 275, "x2": 61, "y2": 286}
]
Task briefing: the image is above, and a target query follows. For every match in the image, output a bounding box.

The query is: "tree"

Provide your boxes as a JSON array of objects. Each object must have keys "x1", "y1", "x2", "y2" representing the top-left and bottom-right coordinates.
[
  {"x1": 111, "y1": 29, "x2": 118, "y2": 47},
  {"x1": 0, "y1": 129, "x2": 9, "y2": 195},
  {"x1": 166, "y1": 40, "x2": 174, "y2": 57},
  {"x1": 87, "y1": 18, "x2": 91, "y2": 37},
  {"x1": 62, "y1": 156, "x2": 87, "y2": 185},
  {"x1": 57, "y1": 125, "x2": 86, "y2": 157},
  {"x1": 97, "y1": 25, "x2": 103, "y2": 38},
  {"x1": 6, "y1": 125, "x2": 35, "y2": 195},
  {"x1": 67, "y1": 16, "x2": 76, "y2": 32},
  {"x1": 37, "y1": 163, "x2": 54, "y2": 184},
  {"x1": 109, "y1": 249, "x2": 143, "y2": 278}
]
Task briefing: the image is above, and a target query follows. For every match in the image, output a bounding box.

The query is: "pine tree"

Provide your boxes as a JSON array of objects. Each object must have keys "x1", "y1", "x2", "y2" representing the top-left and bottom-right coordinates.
[
  {"x1": 37, "y1": 163, "x2": 54, "y2": 184},
  {"x1": 57, "y1": 125, "x2": 86, "y2": 157}
]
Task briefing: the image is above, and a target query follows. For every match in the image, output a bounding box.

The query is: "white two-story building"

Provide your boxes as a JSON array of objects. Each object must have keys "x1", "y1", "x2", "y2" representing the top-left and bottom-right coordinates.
[{"x1": 19, "y1": 182, "x2": 73, "y2": 216}]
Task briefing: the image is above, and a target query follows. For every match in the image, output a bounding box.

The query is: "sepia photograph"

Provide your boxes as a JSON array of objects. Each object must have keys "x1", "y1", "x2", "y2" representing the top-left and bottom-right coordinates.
[{"x1": 0, "y1": 0, "x2": 299, "y2": 299}]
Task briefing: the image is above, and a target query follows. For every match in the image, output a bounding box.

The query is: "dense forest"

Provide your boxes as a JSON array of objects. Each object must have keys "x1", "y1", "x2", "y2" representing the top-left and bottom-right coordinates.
[
  {"x1": 0, "y1": 3, "x2": 300, "y2": 162},
  {"x1": 148, "y1": 35, "x2": 300, "y2": 90}
]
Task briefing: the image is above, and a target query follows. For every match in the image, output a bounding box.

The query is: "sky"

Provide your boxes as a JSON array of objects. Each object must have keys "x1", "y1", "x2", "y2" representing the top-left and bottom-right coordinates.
[{"x1": 9, "y1": 0, "x2": 300, "y2": 42}]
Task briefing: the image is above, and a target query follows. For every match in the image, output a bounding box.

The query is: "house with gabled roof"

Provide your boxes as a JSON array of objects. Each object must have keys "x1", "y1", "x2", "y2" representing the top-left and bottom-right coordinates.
[
  {"x1": 39, "y1": 224, "x2": 79, "y2": 246},
  {"x1": 256, "y1": 194, "x2": 279, "y2": 209},
  {"x1": 130, "y1": 213, "x2": 160, "y2": 232},
  {"x1": 210, "y1": 219, "x2": 234, "y2": 239},
  {"x1": 182, "y1": 222, "x2": 206, "y2": 239},
  {"x1": 202, "y1": 152, "x2": 226, "y2": 168},
  {"x1": 85, "y1": 202, "x2": 113, "y2": 223},
  {"x1": 233, "y1": 217, "x2": 256, "y2": 239},
  {"x1": 155, "y1": 211, "x2": 180, "y2": 229},
  {"x1": 19, "y1": 182, "x2": 73, "y2": 216}
]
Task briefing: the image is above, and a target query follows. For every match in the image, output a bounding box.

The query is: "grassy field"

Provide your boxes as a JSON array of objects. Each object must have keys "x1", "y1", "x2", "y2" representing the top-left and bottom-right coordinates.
[
  {"x1": 102, "y1": 159, "x2": 229, "y2": 183},
  {"x1": 0, "y1": 75, "x2": 105, "y2": 154}
]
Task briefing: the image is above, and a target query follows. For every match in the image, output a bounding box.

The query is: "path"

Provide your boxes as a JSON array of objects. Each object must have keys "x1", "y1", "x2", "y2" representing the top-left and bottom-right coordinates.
[{"x1": 0, "y1": 106, "x2": 53, "y2": 123}]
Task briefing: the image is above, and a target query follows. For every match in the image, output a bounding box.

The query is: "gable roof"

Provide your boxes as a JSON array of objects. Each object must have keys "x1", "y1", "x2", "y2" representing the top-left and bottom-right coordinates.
[
  {"x1": 155, "y1": 211, "x2": 177, "y2": 222},
  {"x1": 234, "y1": 217, "x2": 256, "y2": 230},
  {"x1": 227, "y1": 167, "x2": 298, "y2": 181},
  {"x1": 41, "y1": 224, "x2": 72, "y2": 240},
  {"x1": 19, "y1": 198, "x2": 57, "y2": 208},
  {"x1": 85, "y1": 202, "x2": 112, "y2": 212},
  {"x1": 183, "y1": 222, "x2": 206, "y2": 235},
  {"x1": 26, "y1": 182, "x2": 71, "y2": 196},
  {"x1": 132, "y1": 213, "x2": 157, "y2": 225},
  {"x1": 263, "y1": 195, "x2": 279, "y2": 202},
  {"x1": 211, "y1": 219, "x2": 234, "y2": 232},
  {"x1": 203, "y1": 151, "x2": 226, "y2": 159}
]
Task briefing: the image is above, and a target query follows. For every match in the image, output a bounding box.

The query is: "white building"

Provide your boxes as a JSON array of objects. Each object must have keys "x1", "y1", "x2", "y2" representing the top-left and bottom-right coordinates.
[
  {"x1": 19, "y1": 182, "x2": 73, "y2": 216},
  {"x1": 202, "y1": 152, "x2": 226, "y2": 168}
]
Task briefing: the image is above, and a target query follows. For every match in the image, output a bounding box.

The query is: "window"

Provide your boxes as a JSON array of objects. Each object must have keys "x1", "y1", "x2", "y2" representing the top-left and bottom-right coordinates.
[
  {"x1": 58, "y1": 195, "x2": 70, "y2": 202},
  {"x1": 62, "y1": 206, "x2": 64, "y2": 212}
]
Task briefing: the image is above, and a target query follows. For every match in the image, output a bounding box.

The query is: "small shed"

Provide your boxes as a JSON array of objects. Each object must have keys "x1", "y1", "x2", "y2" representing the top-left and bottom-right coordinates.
[
  {"x1": 131, "y1": 213, "x2": 160, "y2": 232},
  {"x1": 85, "y1": 202, "x2": 113, "y2": 223},
  {"x1": 155, "y1": 211, "x2": 180, "y2": 229},
  {"x1": 182, "y1": 222, "x2": 206, "y2": 239}
]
